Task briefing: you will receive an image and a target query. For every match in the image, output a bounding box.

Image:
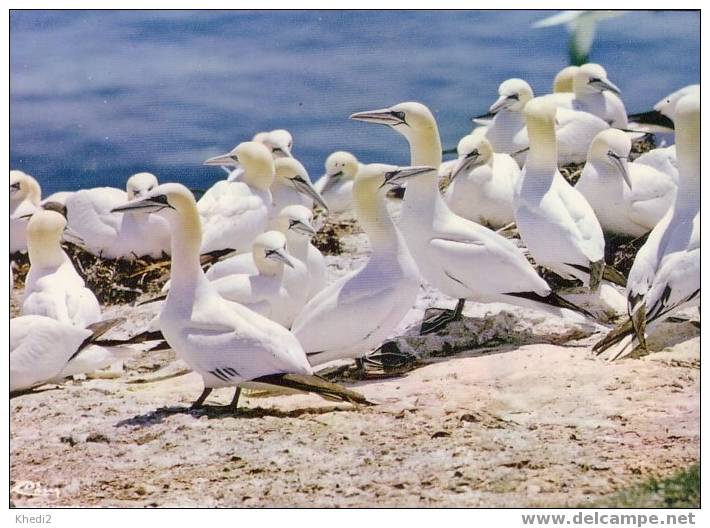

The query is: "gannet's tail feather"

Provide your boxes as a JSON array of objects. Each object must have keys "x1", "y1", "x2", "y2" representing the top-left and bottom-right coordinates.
[
  {"x1": 505, "y1": 290, "x2": 596, "y2": 321},
  {"x1": 252, "y1": 373, "x2": 375, "y2": 406},
  {"x1": 73, "y1": 318, "x2": 126, "y2": 360},
  {"x1": 94, "y1": 328, "x2": 165, "y2": 348}
]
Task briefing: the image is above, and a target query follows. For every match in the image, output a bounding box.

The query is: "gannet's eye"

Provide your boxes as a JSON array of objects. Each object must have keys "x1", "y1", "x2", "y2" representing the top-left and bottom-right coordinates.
[
  {"x1": 291, "y1": 175, "x2": 306, "y2": 183},
  {"x1": 147, "y1": 185, "x2": 155, "y2": 191},
  {"x1": 288, "y1": 141, "x2": 293, "y2": 150},
  {"x1": 607, "y1": 150, "x2": 620, "y2": 160},
  {"x1": 589, "y1": 77, "x2": 601, "y2": 84},
  {"x1": 10, "y1": 182, "x2": 20, "y2": 191},
  {"x1": 231, "y1": 155, "x2": 239, "y2": 163},
  {"x1": 152, "y1": 194, "x2": 170, "y2": 205},
  {"x1": 508, "y1": 94, "x2": 519, "y2": 101},
  {"x1": 391, "y1": 111, "x2": 406, "y2": 121}
]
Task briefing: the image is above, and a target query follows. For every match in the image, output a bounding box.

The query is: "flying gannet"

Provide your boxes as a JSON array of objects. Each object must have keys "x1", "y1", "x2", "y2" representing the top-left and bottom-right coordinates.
[
  {"x1": 576, "y1": 129, "x2": 677, "y2": 237},
  {"x1": 292, "y1": 164, "x2": 423, "y2": 371},
  {"x1": 64, "y1": 172, "x2": 171, "y2": 259},
  {"x1": 112, "y1": 183, "x2": 371, "y2": 413},
  {"x1": 314, "y1": 151, "x2": 360, "y2": 215},
  {"x1": 22, "y1": 206, "x2": 102, "y2": 327},
  {"x1": 351, "y1": 102, "x2": 593, "y2": 334},
  {"x1": 444, "y1": 133, "x2": 520, "y2": 229},
  {"x1": 10, "y1": 170, "x2": 42, "y2": 254},
  {"x1": 594, "y1": 91, "x2": 700, "y2": 359}
]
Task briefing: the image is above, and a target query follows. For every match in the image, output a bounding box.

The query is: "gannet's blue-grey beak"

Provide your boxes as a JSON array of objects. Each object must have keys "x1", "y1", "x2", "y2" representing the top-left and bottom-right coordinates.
[
  {"x1": 588, "y1": 77, "x2": 621, "y2": 96},
  {"x1": 488, "y1": 94, "x2": 518, "y2": 114},
  {"x1": 320, "y1": 171, "x2": 343, "y2": 195},
  {"x1": 111, "y1": 195, "x2": 174, "y2": 214},
  {"x1": 627, "y1": 109, "x2": 675, "y2": 132},
  {"x1": 265, "y1": 248, "x2": 295, "y2": 268},
  {"x1": 380, "y1": 166, "x2": 437, "y2": 188},
  {"x1": 608, "y1": 152, "x2": 632, "y2": 190},
  {"x1": 450, "y1": 150, "x2": 480, "y2": 182},
  {"x1": 288, "y1": 219, "x2": 317, "y2": 237},
  {"x1": 350, "y1": 108, "x2": 406, "y2": 126},
  {"x1": 291, "y1": 176, "x2": 329, "y2": 211},
  {"x1": 204, "y1": 152, "x2": 240, "y2": 167}
]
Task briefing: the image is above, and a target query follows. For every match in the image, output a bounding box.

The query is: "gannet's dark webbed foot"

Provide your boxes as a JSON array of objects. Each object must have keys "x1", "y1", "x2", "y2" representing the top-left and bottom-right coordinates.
[
  {"x1": 190, "y1": 387, "x2": 213, "y2": 409},
  {"x1": 352, "y1": 358, "x2": 366, "y2": 380},
  {"x1": 364, "y1": 341, "x2": 417, "y2": 372},
  {"x1": 420, "y1": 299, "x2": 465, "y2": 335},
  {"x1": 228, "y1": 387, "x2": 242, "y2": 415},
  {"x1": 630, "y1": 303, "x2": 648, "y2": 353}
]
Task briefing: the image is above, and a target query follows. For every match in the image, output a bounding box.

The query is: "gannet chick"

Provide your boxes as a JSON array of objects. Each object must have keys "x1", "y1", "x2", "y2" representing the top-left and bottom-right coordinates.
[
  {"x1": 10, "y1": 170, "x2": 42, "y2": 254},
  {"x1": 209, "y1": 231, "x2": 309, "y2": 329},
  {"x1": 480, "y1": 78, "x2": 534, "y2": 165},
  {"x1": 10, "y1": 315, "x2": 132, "y2": 393},
  {"x1": 515, "y1": 96, "x2": 606, "y2": 291},
  {"x1": 64, "y1": 172, "x2": 171, "y2": 259},
  {"x1": 351, "y1": 101, "x2": 592, "y2": 334},
  {"x1": 22, "y1": 207, "x2": 102, "y2": 327},
  {"x1": 576, "y1": 129, "x2": 677, "y2": 237},
  {"x1": 112, "y1": 183, "x2": 371, "y2": 412},
  {"x1": 594, "y1": 91, "x2": 699, "y2": 359},
  {"x1": 271, "y1": 157, "x2": 329, "y2": 214},
  {"x1": 553, "y1": 65, "x2": 580, "y2": 93},
  {"x1": 314, "y1": 151, "x2": 360, "y2": 215},
  {"x1": 292, "y1": 164, "x2": 422, "y2": 369},
  {"x1": 200, "y1": 141, "x2": 273, "y2": 255},
  {"x1": 206, "y1": 205, "x2": 326, "y2": 301},
  {"x1": 444, "y1": 133, "x2": 520, "y2": 229}
]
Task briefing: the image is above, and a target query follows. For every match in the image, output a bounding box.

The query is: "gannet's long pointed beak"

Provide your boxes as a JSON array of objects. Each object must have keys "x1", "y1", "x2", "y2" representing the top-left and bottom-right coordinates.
[
  {"x1": 450, "y1": 151, "x2": 480, "y2": 182},
  {"x1": 589, "y1": 77, "x2": 622, "y2": 96},
  {"x1": 272, "y1": 146, "x2": 293, "y2": 159},
  {"x1": 111, "y1": 195, "x2": 173, "y2": 214},
  {"x1": 610, "y1": 155, "x2": 632, "y2": 190},
  {"x1": 488, "y1": 95, "x2": 513, "y2": 114},
  {"x1": 628, "y1": 109, "x2": 675, "y2": 131},
  {"x1": 204, "y1": 152, "x2": 239, "y2": 166},
  {"x1": 266, "y1": 248, "x2": 296, "y2": 269},
  {"x1": 320, "y1": 171, "x2": 343, "y2": 195},
  {"x1": 381, "y1": 166, "x2": 437, "y2": 188},
  {"x1": 349, "y1": 108, "x2": 404, "y2": 126},
  {"x1": 289, "y1": 219, "x2": 317, "y2": 237},
  {"x1": 292, "y1": 177, "x2": 329, "y2": 211}
]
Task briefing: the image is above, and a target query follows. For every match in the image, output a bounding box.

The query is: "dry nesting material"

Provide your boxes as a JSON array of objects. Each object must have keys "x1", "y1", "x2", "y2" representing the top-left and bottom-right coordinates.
[
  {"x1": 60, "y1": 243, "x2": 169, "y2": 305},
  {"x1": 313, "y1": 217, "x2": 362, "y2": 256}
]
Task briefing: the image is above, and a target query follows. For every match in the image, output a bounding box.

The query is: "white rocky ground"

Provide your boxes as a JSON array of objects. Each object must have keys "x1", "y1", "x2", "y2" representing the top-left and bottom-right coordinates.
[{"x1": 10, "y1": 214, "x2": 699, "y2": 507}]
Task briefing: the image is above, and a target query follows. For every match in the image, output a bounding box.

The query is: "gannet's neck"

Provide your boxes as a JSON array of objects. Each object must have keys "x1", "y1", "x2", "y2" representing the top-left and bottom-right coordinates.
[
  {"x1": 167, "y1": 202, "x2": 205, "y2": 291},
  {"x1": 406, "y1": 125, "x2": 442, "y2": 168},
  {"x1": 244, "y1": 167, "x2": 275, "y2": 191},
  {"x1": 353, "y1": 178, "x2": 402, "y2": 254},
  {"x1": 526, "y1": 117, "x2": 558, "y2": 175},
  {"x1": 25, "y1": 178, "x2": 42, "y2": 206},
  {"x1": 674, "y1": 122, "x2": 700, "y2": 215},
  {"x1": 253, "y1": 252, "x2": 282, "y2": 277},
  {"x1": 285, "y1": 233, "x2": 309, "y2": 261},
  {"x1": 28, "y1": 232, "x2": 66, "y2": 268}
]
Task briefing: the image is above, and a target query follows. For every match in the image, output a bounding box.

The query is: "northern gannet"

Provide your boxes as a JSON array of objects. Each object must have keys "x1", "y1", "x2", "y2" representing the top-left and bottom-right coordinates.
[
  {"x1": 10, "y1": 170, "x2": 41, "y2": 254},
  {"x1": 444, "y1": 133, "x2": 520, "y2": 229},
  {"x1": 209, "y1": 230, "x2": 309, "y2": 329},
  {"x1": 292, "y1": 164, "x2": 422, "y2": 369},
  {"x1": 351, "y1": 102, "x2": 592, "y2": 333},
  {"x1": 200, "y1": 141, "x2": 273, "y2": 255},
  {"x1": 64, "y1": 172, "x2": 171, "y2": 259},
  {"x1": 215, "y1": 129, "x2": 294, "y2": 182},
  {"x1": 576, "y1": 129, "x2": 677, "y2": 237},
  {"x1": 112, "y1": 183, "x2": 371, "y2": 412},
  {"x1": 206, "y1": 205, "x2": 326, "y2": 300},
  {"x1": 514, "y1": 96, "x2": 607, "y2": 290},
  {"x1": 628, "y1": 84, "x2": 699, "y2": 133},
  {"x1": 314, "y1": 151, "x2": 360, "y2": 215},
  {"x1": 271, "y1": 157, "x2": 329, "y2": 214},
  {"x1": 22, "y1": 206, "x2": 102, "y2": 327},
  {"x1": 553, "y1": 65, "x2": 580, "y2": 93},
  {"x1": 594, "y1": 91, "x2": 700, "y2": 358},
  {"x1": 10, "y1": 315, "x2": 131, "y2": 393}
]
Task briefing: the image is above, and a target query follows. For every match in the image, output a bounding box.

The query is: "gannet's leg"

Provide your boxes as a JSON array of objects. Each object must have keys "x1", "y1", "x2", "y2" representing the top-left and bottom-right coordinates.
[
  {"x1": 630, "y1": 302, "x2": 648, "y2": 353},
  {"x1": 420, "y1": 298, "x2": 466, "y2": 335},
  {"x1": 228, "y1": 387, "x2": 242, "y2": 415},
  {"x1": 353, "y1": 358, "x2": 366, "y2": 380},
  {"x1": 190, "y1": 387, "x2": 213, "y2": 409},
  {"x1": 589, "y1": 259, "x2": 605, "y2": 292}
]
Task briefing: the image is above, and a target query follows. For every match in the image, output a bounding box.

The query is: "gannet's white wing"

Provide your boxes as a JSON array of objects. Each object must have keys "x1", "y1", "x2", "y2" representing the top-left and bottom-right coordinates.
[
  {"x1": 65, "y1": 187, "x2": 126, "y2": 253},
  {"x1": 634, "y1": 146, "x2": 678, "y2": 180},
  {"x1": 555, "y1": 108, "x2": 609, "y2": 164},
  {"x1": 210, "y1": 274, "x2": 275, "y2": 305},
  {"x1": 624, "y1": 164, "x2": 677, "y2": 230},
  {"x1": 198, "y1": 181, "x2": 270, "y2": 254},
  {"x1": 552, "y1": 176, "x2": 605, "y2": 262},
  {"x1": 644, "y1": 246, "x2": 700, "y2": 323},
  {"x1": 10, "y1": 315, "x2": 89, "y2": 392},
  {"x1": 205, "y1": 253, "x2": 257, "y2": 280}
]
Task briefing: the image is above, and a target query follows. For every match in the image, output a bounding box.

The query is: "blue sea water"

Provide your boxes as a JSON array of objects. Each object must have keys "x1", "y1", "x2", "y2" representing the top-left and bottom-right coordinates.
[{"x1": 10, "y1": 10, "x2": 699, "y2": 195}]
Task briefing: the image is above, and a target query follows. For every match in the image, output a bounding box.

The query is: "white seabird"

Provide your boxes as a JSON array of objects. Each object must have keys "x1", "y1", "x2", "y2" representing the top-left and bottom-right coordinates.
[
  {"x1": 200, "y1": 141, "x2": 274, "y2": 255},
  {"x1": 271, "y1": 157, "x2": 329, "y2": 215},
  {"x1": 111, "y1": 183, "x2": 371, "y2": 412},
  {"x1": 351, "y1": 101, "x2": 592, "y2": 334},
  {"x1": 22, "y1": 206, "x2": 102, "y2": 327},
  {"x1": 514, "y1": 96, "x2": 609, "y2": 292},
  {"x1": 292, "y1": 164, "x2": 422, "y2": 370},
  {"x1": 209, "y1": 230, "x2": 309, "y2": 329},
  {"x1": 10, "y1": 170, "x2": 42, "y2": 254},
  {"x1": 553, "y1": 65, "x2": 580, "y2": 93},
  {"x1": 444, "y1": 133, "x2": 520, "y2": 229},
  {"x1": 594, "y1": 91, "x2": 700, "y2": 359},
  {"x1": 220, "y1": 129, "x2": 294, "y2": 182},
  {"x1": 64, "y1": 172, "x2": 171, "y2": 259},
  {"x1": 10, "y1": 315, "x2": 132, "y2": 393},
  {"x1": 314, "y1": 151, "x2": 360, "y2": 215},
  {"x1": 576, "y1": 129, "x2": 677, "y2": 237}
]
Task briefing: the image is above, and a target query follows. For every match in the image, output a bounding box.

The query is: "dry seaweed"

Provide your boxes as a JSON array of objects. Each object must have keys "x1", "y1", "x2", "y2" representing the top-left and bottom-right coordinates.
[{"x1": 313, "y1": 217, "x2": 362, "y2": 256}]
